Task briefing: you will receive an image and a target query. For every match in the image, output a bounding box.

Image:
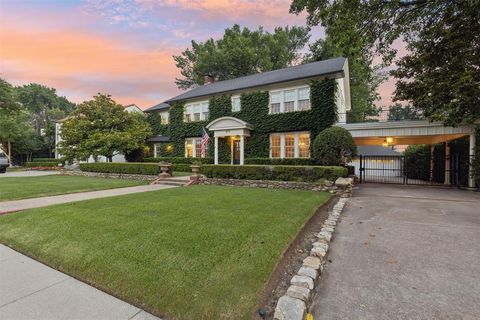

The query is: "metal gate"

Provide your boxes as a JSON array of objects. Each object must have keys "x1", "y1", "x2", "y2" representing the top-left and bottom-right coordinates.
[{"x1": 358, "y1": 155, "x2": 462, "y2": 186}]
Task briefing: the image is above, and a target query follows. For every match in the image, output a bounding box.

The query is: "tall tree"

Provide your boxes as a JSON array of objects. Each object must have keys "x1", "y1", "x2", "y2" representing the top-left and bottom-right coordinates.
[
  {"x1": 290, "y1": 0, "x2": 480, "y2": 125},
  {"x1": 16, "y1": 83, "x2": 76, "y2": 156},
  {"x1": 304, "y1": 36, "x2": 383, "y2": 121},
  {"x1": 59, "y1": 94, "x2": 151, "y2": 162},
  {"x1": 174, "y1": 24, "x2": 310, "y2": 89},
  {"x1": 392, "y1": 3, "x2": 480, "y2": 126},
  {"x1": 0, "y1": 79, "x2": 32, "y2": 162}
]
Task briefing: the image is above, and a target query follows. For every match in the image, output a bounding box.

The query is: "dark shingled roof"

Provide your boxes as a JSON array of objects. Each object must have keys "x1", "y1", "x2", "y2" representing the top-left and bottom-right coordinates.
[
  {"x1": 144, "y1": 102, "x2": 170, "y2": 113},
  {"x1": 357, "y1": 146, "x2": 402, "y2": 156},
  {"x1": 147, "y1": 135, "x2": 170, "y2": 143},
  {"x1": 164, "y1": 57, "x2": 346, "y2": 104}
]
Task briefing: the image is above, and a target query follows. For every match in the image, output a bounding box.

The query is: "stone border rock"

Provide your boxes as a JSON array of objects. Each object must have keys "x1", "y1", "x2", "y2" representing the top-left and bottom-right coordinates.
[
  {"x1": 273, "y1": 196, "x2": 350, "y2": 320},
  {"x1": 62, "y1": 170, "x2": 155, "y2": 181}
]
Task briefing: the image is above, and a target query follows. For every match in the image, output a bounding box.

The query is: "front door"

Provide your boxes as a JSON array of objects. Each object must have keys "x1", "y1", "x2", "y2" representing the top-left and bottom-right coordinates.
[{"x1": 233, "y1": 140, "x2": 240, "y2": 164}]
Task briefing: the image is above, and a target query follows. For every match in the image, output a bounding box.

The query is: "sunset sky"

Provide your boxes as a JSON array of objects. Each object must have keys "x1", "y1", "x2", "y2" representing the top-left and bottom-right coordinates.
[{"x1": 0, "y1": 0, "x2": 395, "y2": 109}]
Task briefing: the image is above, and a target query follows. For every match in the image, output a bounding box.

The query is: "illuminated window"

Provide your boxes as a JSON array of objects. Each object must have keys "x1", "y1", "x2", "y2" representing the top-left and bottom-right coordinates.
[
  {"x1": 298, "y1": 134, "x2": 310, "y2": 158},
  {"x1": 270, "y1": 135, "x2": 281, "y2": 158},
  {"x1": 269, "y1": 132, "x2": 310, "y2": 159},
  {"x1": 185, "y1": 138, "x2": 208, "y2": 158},
  {"x1": 285, "y1": 134, "x2": 295, "y2": 158},
  {"x1": 232, "y1": 96, "x2": 241, "y2": 112}
]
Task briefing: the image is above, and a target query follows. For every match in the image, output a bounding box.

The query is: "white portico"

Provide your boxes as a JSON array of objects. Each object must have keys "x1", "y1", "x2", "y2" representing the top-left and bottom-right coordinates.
[{"x1": 206, "y1": 117, "x2": 253, "y2": 165}]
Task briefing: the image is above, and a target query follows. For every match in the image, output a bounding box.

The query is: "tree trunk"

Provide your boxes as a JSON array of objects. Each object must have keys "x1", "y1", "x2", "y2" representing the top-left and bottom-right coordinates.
[
  {"x1": 7, "y1": 140, "x2": 12, "y2": 167},
  {"x1": 107, "y1": 156, "x2": 113, "y2": 162}
]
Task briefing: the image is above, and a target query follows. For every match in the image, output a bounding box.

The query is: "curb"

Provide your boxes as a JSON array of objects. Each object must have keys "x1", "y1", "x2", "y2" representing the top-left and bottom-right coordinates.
[{"x1": 273, "y1": 194, "x2": 350, "y2": 320}]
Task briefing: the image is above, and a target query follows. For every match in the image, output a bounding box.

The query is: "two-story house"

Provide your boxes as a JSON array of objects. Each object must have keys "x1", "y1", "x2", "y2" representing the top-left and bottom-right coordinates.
[{"x1": 144, "y1": 57, "x2": 351, "y2": 165}]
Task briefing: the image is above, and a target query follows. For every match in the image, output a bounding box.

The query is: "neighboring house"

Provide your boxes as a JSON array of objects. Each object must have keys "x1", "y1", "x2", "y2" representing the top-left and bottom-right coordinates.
[
  {"x1": 349, "y1": 146, "x2": 403, "y2": 177},
  {"x1": 124, "y1": 104, "x2": 144, "y2": 113},
  {"x1": 144, "y1": 57, "x2": 351, "y2": 164},
  {"x1": 55, "y1": 104, "x2": 141, "y2": 162}
]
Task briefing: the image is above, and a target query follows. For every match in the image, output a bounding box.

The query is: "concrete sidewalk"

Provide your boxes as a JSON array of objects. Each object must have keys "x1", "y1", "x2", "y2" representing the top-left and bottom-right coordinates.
[
  {"x1": 0, "y1": 245, "x2": 160, "y2": 320},
  {"x1": 0, "y1": 170, "x2": 60, "y2": 178},
  {"x1": 310, "y1": 184, "x2": 480, "y2": 319},
  {"x1": 0, "y1": 184, "x2": 176, "y2": 213}
]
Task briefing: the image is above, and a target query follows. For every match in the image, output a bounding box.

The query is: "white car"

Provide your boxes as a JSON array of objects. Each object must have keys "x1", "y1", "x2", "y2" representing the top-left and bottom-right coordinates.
[{"x1": 0, "y1": 151, "x2": 9, "y2": 173}]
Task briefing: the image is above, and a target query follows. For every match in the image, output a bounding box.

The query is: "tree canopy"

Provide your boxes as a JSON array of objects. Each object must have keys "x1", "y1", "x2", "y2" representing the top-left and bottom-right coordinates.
[
  {"x1": 304, "y1": 36, "x2": 383, "y2": 121},
  {"x1": 290, "y1": 0, "x2": 480, "y2": 125},
  {"x1": 173, "y1": 24, "x2": 310, "y2": 89},
  {"x1": 58, "y1": 94, "x2": 151, "y2": 162}
]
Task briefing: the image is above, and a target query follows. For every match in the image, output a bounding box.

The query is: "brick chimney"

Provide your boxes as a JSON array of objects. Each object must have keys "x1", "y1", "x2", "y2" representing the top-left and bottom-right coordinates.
[{"x1": 204, "y1": 75, "x2": 215, "y2": 85}]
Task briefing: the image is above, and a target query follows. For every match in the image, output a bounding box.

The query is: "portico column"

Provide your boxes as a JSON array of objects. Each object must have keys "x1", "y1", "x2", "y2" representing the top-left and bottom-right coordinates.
[
  {"x1": 240, "y1": 135, "x2": 245, "y2": 165},
  {"x1": 469, "y1": 132, "x2": 476, "y2": 188},
  {"x1": 214, "y1": 136, "x2": 219, "y2": 165},
  {"x1": 444, "y1": 142, "x2": 450, "y2": 185}
]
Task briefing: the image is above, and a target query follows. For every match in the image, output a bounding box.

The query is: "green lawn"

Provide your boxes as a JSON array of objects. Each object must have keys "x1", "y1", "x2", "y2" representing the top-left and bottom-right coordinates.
[
  {"x1": 0, "y1": 175, "x2": 146, "y2": 201},
  {"x1": 0, "y1": 185, "x2": 330, "y2": 319}
]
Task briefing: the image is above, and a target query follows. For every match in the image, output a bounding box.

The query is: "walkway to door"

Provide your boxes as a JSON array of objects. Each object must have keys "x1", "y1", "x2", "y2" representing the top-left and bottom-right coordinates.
[{"x1": 309, "y1": 184, "x2": 480, "y2": 319}]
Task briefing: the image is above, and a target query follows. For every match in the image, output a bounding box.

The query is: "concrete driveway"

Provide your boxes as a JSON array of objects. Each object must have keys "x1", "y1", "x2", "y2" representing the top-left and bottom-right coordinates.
[
  {"x1": 0, "y1": 170, "x2": 60, "y2": 178},
  {"x1": 310, "y1": 184, "x2": 480, "y2": 320}
]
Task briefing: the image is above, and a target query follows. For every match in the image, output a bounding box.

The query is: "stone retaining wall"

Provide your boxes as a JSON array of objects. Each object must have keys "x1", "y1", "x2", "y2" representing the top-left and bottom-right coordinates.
[
  {"x1": 198, "y1": 177, "x2": 349, "y2": 194},
  {"x1": 62, "y1": 170, "x2": 155, "y2": 181}
]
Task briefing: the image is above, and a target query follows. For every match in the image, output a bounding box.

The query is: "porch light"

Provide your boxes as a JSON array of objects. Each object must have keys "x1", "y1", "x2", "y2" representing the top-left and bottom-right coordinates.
[
  {"x1": 166, "y1": 144, "x2": 173, "y2": 151},
  {"x1": 386, "y1": 137, "x2": 393, "y2": 144}
]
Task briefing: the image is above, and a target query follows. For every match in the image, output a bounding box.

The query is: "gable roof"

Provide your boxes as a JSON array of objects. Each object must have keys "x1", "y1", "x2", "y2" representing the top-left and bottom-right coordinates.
[
  {"x1": 164, "y1": 57, "x2": 347, "y2": 104},
  {"x1": 144, "y1": 102, "x2": 170, "y2": 113},
  {"x1": 357, "y1": 146, "x2": 402, "y2": 156}
]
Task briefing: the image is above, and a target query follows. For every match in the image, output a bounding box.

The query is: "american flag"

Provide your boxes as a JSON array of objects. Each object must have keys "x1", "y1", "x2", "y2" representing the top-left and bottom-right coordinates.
[{"x1": 200, "y1": 127, "x2": 210, "y2": 157}]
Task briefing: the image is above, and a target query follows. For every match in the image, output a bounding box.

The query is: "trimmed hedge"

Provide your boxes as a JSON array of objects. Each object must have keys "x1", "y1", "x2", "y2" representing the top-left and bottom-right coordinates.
[
  {"x1": 201, "y1": 165, "x2": 347, "y2": 182},
  {"x1": 79, "y1": 162, "x2": 193, "y2": 175},
  {"x1": 25, "y1": 161, "x2": 60, "y2": 168},
  {"x1": 245, "y1": 158, "x2": 317, "y2": 166},
  {"x1": 80, "y1": 163, "x2": 160, "y2": 175},
  {"x1": 142, "y1": 157, "x2": 213, "y2": 164}
]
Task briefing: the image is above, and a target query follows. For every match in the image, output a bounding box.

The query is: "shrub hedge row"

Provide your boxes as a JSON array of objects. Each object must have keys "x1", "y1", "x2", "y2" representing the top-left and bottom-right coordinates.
[
  {"x1": 201, "y1": 165, "x2": 347, "y2": 182},
  {"x1": 142, "y1": 157, "x2": 213, "y2": 164},
  {"x1": 79, "y1": 162, "x2": 193, "y2": 175},
  {"x1": 25, "y1": 161, "x2": 60, "y2": 168}
]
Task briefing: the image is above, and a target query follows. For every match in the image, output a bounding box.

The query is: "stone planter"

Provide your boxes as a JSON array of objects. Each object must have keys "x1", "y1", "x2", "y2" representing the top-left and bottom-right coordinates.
[
  {"x1": 158, "y1": 162, "x2": 172, "y2": 178},
  {"x1": 190, "y1": 164, "x2": 201, "y2": 175}
]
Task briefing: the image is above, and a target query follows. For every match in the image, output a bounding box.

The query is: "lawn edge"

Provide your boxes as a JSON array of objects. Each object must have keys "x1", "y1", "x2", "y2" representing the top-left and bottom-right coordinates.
[{"x1": 256, "y1": 193, "x2": 338, "y2": 318}]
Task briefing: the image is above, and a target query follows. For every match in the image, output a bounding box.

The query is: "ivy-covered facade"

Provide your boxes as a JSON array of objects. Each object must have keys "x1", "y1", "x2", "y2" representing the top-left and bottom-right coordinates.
[{"x1": 145, "y1": 58, "x2": 351, "y2": 164}]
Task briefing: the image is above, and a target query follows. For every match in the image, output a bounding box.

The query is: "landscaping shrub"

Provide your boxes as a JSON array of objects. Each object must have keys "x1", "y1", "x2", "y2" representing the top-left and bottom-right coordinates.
[
  {"x1": 313, "y1": 127, "x2": 356, "y2": 165},
  {"x1": 143, "y1": 157, "x2": 213, "y2": 164},
  {"x1": 80, "y1": 163, "x2": 160, "y2": 175},
  {"x1": 201, "y1": 165, "x2": 347, "y2": 182},
  {"x1": 25, "y1": 161, "x2": 60, "y2": 168},
  {"x1": 245, "y1": 158, "x2": 317, "y2": 165}
]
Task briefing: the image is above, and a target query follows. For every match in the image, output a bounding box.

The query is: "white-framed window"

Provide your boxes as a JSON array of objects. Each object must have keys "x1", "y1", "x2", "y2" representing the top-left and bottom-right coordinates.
[
  {"x1": 159, "y1": 111, "x2": 169, "y2": 125},
  {"x1": 185, "y1": 138, "x2": 208, "y2": 158},
  {"x1": 184, "y1": 101, "x2": 209, "y2": 122},
  {"x1": 269, "y1": 86, "x2": 311, "y2": 114},
  {"x1": 269, "y1": 132, "x2": 310, "y2": 159},
  {"x1": 231, "y1": 96, "x2": 241, "y2": 112},
  {"x1": 153, "y1": 143, "x2": 162, "y2": 158}
]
